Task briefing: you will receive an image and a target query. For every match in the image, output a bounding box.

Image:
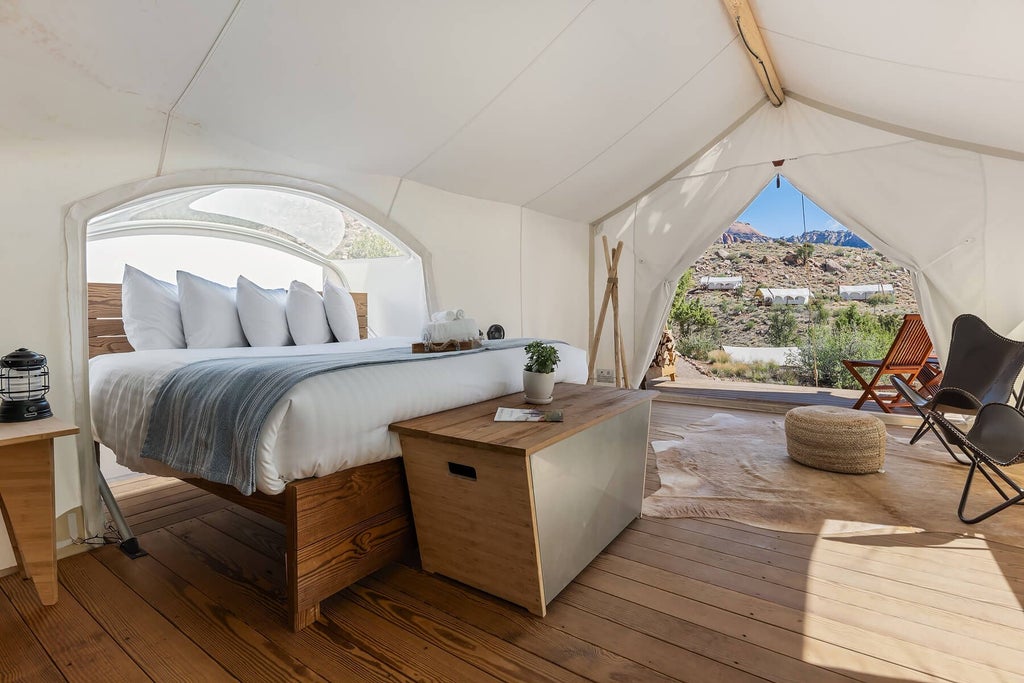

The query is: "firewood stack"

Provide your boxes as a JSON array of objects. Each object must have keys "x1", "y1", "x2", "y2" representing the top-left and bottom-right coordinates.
[{"x1": 647, "y1": 328, "x2": 678, "y2": 381}]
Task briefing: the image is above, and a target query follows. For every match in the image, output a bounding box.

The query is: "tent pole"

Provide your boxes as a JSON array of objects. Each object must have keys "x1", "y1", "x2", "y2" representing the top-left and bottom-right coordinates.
[
  {"x1": 720, "y1": 0, "x2": 784, "y2": 107},
  {"x1": 588, "y1": 237, "x2": 624, "y2": 386}
]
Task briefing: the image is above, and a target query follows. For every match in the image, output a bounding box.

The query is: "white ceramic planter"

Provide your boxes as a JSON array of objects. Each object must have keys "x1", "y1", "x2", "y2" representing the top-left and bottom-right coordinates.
[{"x1": 523, "y1": 370, "x2": 556, "y2": 405}]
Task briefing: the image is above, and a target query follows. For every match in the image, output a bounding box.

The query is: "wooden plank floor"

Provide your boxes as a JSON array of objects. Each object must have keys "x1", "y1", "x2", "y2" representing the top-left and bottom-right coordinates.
[{"x1": 3, "y1": 401, "x2": 1024, "y2": 681}]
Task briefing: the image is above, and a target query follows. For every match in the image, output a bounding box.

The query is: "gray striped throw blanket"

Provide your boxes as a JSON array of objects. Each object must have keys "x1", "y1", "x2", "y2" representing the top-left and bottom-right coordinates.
[{"x1": 140, "y1": 338, "x2": 540, "y2": 494}]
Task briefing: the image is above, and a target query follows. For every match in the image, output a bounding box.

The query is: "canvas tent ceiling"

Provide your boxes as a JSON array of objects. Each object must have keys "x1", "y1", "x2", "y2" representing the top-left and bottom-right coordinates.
[{"x1": 6, "y1": 0, "x2": 1023, "y2": 222}]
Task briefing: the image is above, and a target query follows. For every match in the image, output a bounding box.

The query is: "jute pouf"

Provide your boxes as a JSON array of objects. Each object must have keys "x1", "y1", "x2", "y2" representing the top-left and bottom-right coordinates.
[{"x1": 784, "y1": 405, "x2": 886, "y2": 474}]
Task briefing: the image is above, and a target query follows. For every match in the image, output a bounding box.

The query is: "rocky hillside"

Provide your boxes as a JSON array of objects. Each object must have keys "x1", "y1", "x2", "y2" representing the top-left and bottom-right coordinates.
[{"x1": 685, "y1": 239, "x2": 916, "y2": 348}]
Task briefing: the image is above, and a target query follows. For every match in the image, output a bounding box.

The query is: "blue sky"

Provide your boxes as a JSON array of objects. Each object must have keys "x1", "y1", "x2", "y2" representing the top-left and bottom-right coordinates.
[{"x1": 736, "y1": 176, "x2": 848, "y2": 238}]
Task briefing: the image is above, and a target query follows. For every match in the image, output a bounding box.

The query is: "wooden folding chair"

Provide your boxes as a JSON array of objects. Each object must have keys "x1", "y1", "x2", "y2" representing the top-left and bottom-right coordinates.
[{"x1": 842, "y1": 313, "x2": 934, "y2": 413}]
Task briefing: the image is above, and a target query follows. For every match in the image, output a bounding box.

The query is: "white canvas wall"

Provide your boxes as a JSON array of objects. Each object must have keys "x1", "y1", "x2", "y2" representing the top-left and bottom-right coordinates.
[
  {"x1": 388, "y1": 180, "x2": 525, "y2": 337},
  {"x1": 0, "y1": 133, "x2": 169, "y2": 570},
  {"x1": 522, "y1": 209, "x2": 589, "y2": 345}
]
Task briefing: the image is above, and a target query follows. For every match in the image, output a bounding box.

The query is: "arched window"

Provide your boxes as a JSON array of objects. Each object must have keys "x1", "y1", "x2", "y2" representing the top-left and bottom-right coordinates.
[{"x1": 87, "y1": 184, "x2": 427, "y2": 338}]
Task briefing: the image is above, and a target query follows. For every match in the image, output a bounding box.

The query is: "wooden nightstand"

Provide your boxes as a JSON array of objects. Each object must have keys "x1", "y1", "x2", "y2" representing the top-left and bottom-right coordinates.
[{"x1": 0, "y1": 417, "x2": 79, "y2": 605}]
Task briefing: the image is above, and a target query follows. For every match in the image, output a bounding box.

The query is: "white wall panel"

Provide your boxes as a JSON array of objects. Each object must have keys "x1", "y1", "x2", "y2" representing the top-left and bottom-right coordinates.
[
  {"x1": 521, "y1": 209, "x2": 589, "y2": 348},
  {"x1": 0, "y1": 125, "x2": 166, "y2": 571},
  {"x1": 390, "y1": 181, "x2": 524, "y2": 337},
  {"x1": 335, "y1": 256, "x2": 429, "y2": 339}
]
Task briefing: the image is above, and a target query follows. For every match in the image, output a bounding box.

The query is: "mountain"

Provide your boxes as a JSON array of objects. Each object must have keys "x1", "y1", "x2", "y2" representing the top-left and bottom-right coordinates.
[
  {"x1": 721, "y1": 221, "x2": 772, "y2": 244},
  {"x1": 722, "y1": 222, "x2": 871, "y2": 249},
  {"x1": 782, "y1": 229, "x2": 870, "y2": 249}
]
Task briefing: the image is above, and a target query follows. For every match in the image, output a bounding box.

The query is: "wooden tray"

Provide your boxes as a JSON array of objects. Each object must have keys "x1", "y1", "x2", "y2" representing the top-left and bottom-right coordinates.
[{"x1": 411, "y1": 339, "x2": 483, "y2": 353}]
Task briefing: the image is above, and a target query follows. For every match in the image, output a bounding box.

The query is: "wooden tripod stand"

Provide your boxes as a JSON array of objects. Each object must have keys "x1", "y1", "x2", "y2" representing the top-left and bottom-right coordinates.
[{"x1": 588, "y1": 236, "x2": 629, "y2": 387}]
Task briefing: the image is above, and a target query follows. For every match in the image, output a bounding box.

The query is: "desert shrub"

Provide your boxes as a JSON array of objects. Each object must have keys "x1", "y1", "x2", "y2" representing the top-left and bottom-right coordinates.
[
  {"x1": 808, "y1": 298, "x2": 830, "y2": 323},
  {"x1": 743, "y1": 320, "x2": 756, "y2": 331},
  {"x1": 876, "y1": 313, "x2": 904, "y2": 335},
  {"x1": 675, "y1": 328, "x2": 720, "y2": 361},
  {"x1": 833, "y1": 304, "x2": 868, "y2": 330},
  {"x1": 866, "y1": 293, "x2": 896, "y2": 307},
  {"x1": 671, "y1": 298, "x2": 717, "y2": 335},
  {"x1": 795, "y1": 243, "x2": 815, "y2": 265},
  {"x1": 739, "y1": 251, "x2": 751, "y2": 259},
  {"x1": 678, "y1": 269, "x2": 695, "y2": 292},
  {"x1": 707, "y1": 349, "x2": 731, "y2": 364},
  {"x1": 705, "y1": 357, "x2": 796, "y2": 384},
  {"x1": 348, "y1": 232, "x2": 400, "y2": 258},
  {"x1": 766, "y1": 308, "x2": 799, "y2": 346},
  {"x1": 796, "y1": 313, "x2": 898, "y2": 389},
  {"x1": 669, "y1": 271, "x2": 717, "y2": 335},
  {"x1": 707, "y1": 361, "x2": 745, "y2": 378}
]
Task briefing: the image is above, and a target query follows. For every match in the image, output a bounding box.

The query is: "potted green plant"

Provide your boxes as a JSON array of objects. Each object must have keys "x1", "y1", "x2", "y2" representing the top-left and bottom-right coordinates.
[{"x1": 523, "y1": 341, "x2": 560, "y2": 404}]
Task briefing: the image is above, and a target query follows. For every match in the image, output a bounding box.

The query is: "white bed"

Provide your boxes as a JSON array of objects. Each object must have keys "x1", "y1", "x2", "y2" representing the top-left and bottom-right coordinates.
[{"x1": 90, "y1": 337, "x2": 588, "y2": 495}]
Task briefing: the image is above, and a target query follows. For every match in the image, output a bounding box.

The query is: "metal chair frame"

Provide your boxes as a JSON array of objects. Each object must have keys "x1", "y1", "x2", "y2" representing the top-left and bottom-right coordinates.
[
  {"x1": 892, "y1": 314, "x2": 1024, "y2": 464},
  {"x1": 931, "y1": 406, "x2": 1024, "y2": 524}
]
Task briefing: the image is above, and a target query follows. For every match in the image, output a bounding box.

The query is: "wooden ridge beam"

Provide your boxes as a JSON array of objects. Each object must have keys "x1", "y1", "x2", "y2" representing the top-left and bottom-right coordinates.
[{"x1": 720, "y1": 0, "x2": 784, "y2": 107}]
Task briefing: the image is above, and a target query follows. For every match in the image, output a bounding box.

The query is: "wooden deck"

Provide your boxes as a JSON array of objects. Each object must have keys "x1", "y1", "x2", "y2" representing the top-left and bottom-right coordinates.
[
  {"x1": 2, "y1": 400, "x2": 1024, "y2": 681},
  {"x1": 650, "y1": 376, "x2": 922, "y2": 426}
]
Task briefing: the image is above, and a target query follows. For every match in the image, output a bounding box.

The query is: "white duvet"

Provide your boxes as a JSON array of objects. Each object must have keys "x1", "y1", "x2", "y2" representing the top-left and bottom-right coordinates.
[{"x1": 89, "y1": 337, "x2": 588, "y2": 495}]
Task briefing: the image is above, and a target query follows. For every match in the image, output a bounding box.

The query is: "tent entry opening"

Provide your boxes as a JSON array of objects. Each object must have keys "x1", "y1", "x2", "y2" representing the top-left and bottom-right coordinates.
[{"x1": 655, "y1": 176, "x2": 923, "y2": 413}]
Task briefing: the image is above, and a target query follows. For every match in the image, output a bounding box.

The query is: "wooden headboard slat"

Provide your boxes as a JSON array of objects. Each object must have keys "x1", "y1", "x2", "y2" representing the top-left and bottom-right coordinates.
[
  {"x1": 89, "y1": 282, "x2": 126, "y2": 319},
  {"x1": 89, "y1": 318, "x2": 129, "y2": 338},
  {"x1": 87, "y1": 283, "x2": 369, "y2": 358}
]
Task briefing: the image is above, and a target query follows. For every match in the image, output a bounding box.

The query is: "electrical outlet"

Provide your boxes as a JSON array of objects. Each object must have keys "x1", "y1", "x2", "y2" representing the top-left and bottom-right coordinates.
[{"x1": 595, "y1": 368, "x2": 615, "y2": 383}]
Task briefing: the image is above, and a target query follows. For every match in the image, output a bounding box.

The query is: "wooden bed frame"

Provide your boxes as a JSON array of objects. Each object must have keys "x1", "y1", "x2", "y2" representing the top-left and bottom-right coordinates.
[{"x1": 87, "y1": 282, "x2": 416, "y2": 631}]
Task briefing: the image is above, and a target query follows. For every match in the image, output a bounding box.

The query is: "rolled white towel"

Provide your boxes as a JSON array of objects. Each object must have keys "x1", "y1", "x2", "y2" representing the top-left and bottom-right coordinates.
[
  {"x1": 423, "y1": 318, "x2": 478, "y2": 342},
  {"x1": 431, "y1": 309, "x2": 465, "y2": 322}
]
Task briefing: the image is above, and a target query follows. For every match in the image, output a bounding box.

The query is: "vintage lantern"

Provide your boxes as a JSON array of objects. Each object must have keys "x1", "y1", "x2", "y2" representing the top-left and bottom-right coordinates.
[{"x1": 0, "y1": 348, "x2": 52, "y2": 422}]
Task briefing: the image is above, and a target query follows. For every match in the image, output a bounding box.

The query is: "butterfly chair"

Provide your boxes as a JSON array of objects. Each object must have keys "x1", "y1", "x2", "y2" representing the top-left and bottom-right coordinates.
[
  {"x1": 931, "y1": 404, "x2": 1024, "y2": 523},
  {"x1": 842, "y1": 314, "x2": 934, "y2": 413},
  {"x1": 892, "y1": 314, "x2": 1024, "y2": 464}
]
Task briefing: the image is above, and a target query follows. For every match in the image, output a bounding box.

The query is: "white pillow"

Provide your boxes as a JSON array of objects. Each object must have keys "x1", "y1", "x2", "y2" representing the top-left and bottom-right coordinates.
[
  {"x1": 176, "y1": 271, "x2": 248, "y2": 348},
  {"x1": 121, "y1": 265, "x2": 186, "y2": 350},
  {"x1": 323, "y1": 280, "x2": 360, "y2": 342},
  {"x1": 286, "y1": 280, "x2": 334, "y2": 345},
  {"x1": 236, "y1": 276, "x2": 293, "y2": 347}
]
